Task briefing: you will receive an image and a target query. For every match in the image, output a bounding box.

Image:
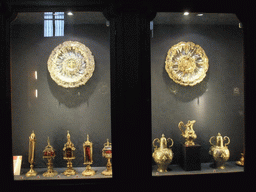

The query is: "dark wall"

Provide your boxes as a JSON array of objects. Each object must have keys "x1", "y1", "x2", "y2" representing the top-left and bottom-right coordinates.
[
  {"x1": 10, "y1": 20, "x2": 244, "y2": 168},
  {"x1": 151, "y1": 24, "x2": 244, "y2": 164},
  {"x1": 11, "y1": 23, "x2": 111, "y2": 168}
]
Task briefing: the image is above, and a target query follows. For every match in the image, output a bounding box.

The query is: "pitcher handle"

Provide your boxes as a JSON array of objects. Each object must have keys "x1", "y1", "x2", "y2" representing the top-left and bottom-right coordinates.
[
  {"x1": 209, "y1": 136, "x2": 215, "y2": 146},
  {"x1": 224, "y1": 136, "x2": 230, "y2": 147},
  {"x1": 152, "y1": 138, "x2": 160, "y2": 149},
  {"x1": 167, "y1": 138, "x2": 174, "y2": 148},
  {"x1": 178, "y1": 121, "x2": 185, "y2": 135}
]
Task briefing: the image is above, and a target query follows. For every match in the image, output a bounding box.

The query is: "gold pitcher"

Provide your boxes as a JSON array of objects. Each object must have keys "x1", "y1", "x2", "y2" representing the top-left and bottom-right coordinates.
[
  {"x1": 178, "y1": 120, "x2": 197, "y2": 146},
  {"x1": 152, "y1": 134, "x2": 174, "y2": 172},
  {"x1": 209, "y1": 133, "x2": 230, "y2": 169}
]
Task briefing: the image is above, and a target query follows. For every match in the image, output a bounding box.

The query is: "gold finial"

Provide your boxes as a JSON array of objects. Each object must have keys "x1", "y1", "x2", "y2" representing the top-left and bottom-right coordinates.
[
  {"x1": 87, "y1": 134, "x2": 89, "y2": 141},
  {"x1": 67, "y1": 130, "x2": 71, "y2": 141},
  {"x1": 30, "y1": 131, "x2": 35, "y2": 139},
  {"x1": 47, "y1": 137, "x2": 50, "y2": 145}
]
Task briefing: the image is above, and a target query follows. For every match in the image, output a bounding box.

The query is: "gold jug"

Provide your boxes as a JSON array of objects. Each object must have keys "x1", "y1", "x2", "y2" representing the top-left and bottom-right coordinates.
[
  {"x1": 209, "y1": 133, "x2": 230, "y2": 169},
  {"x1": 178, "y1": 120, "x2": 197, "y2": 146},
  {"x1": 152, "y1": 134, "x2": 174, "y2": 172}
]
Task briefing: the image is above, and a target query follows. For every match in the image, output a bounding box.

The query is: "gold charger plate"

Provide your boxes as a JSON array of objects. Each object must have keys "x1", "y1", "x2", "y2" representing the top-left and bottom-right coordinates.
[
  {"x1": 48, "y1": 41, "x2": 95, "y2": 88},
  {"x1": 165, "y1": 42, "x2": 209, "y2": 86}
]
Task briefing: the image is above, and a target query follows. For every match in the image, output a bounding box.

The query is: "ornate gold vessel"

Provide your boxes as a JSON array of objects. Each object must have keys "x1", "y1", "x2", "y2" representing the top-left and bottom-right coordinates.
[
  {"x1": 178, "y1": 120, "x2": 197, "y2": 146},
  {"x1": 165, "y1": 42, "x2": 209, "y2": 86},
  {"x1": 209, "y1": 133, "x2": 230, "y2": 169},
  {"x1": 43, "y1": 137, "x2": 58, "y2": 177},
  {"x1": 236, "y1": 153, "x2": 244, "y2": 166},
  {"x1": 63, "y1": 131, "x2": 77, "y2": 176},
  {"x1": 152, "y1": 134, "x2": 174, "y2": 172},
  {"x1": 48, "y1": 41, "x2": 95, "y2": 88},
  {"x1": 102, "y1": 139, "x2": 112, "y2": 176},
  {"x1": 82, "y1": 134, "x2": 95, "y2": 176},
  {"x1": 26, "y1": 131, "x2": 37, "y2": 177}
]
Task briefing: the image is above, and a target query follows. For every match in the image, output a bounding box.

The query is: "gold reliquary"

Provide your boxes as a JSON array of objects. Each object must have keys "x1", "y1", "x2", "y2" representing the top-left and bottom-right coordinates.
[
  {"x1": 102, "y1": 139, "x2": 112, "y2": 176},
  {"x1": 63, "y1": 131, "x2": 77, "y2": 176},
  {"x1": 82, "y1": 134, "x2": 95, "y2": 176},
  {"x1": 26, "y1": 131, "x2": 37, "y2": 177},
  {"x1": 42, "y1": 137, "x2": 58, "y2": 177}
]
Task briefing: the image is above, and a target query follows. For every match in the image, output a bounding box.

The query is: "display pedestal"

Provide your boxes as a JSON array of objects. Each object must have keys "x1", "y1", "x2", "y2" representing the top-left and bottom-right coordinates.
[{"x1": 180, "y1": 143, "x2": 201, "y2": 171}]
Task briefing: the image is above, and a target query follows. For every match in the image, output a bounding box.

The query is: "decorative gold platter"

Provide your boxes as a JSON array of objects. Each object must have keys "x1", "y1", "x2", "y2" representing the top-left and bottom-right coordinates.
[
  {"x1": 165, "y1": 42, "x2": 209, "y2": 86},
  {"x1": 48, "y1": 41, "x2": 95, "y2": 88}
]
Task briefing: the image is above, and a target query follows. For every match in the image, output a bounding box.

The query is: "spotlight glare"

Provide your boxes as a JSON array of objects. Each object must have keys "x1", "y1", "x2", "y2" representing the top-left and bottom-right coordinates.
[
  {"x1": 67, "y1": 12, "x2": 73, "y2": 16},
  {"x1": 184, "y1": 12, "x2": 189, "y2": 16}
]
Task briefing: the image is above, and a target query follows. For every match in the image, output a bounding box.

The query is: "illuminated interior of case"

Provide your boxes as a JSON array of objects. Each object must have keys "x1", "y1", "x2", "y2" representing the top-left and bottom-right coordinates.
[
  {"x1": 151, "y1": 12, "x2": 244, "y2": 175},
  {"x1": 11, "y1": 11, "x2": 112, "y2": 180}
]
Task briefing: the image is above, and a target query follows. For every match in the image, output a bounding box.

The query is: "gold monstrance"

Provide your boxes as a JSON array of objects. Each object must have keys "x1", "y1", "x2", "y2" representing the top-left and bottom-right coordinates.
[
  {"x1": 82, "y1": 134, "x2": 95, "y2": 176},
  {"x1": 43, "y1": 137, "x2": 58, "y2": 177},
  {"x1": 26, "y1": 131, "x2": 37, "y2": 177},
  {"x1": 63, "y1": 131, "x2": 77, "y2": 176},
  {"x1": 102, "y1": 139, "x2": 112, "y2": 176}
]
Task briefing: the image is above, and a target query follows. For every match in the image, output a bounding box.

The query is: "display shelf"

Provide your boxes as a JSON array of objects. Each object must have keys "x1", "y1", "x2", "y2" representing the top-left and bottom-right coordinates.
[
  {"x1": 14, "y1": 167, "x2": 112, "y2": 180},
  {"x1": 152, "y1": 161, "x2": 243, "y2": 176}
]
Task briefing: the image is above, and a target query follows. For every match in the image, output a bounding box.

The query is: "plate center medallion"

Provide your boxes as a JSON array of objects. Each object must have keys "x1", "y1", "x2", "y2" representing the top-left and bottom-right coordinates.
[{"x1": 178, "y1": 55, "x2": 196, "y2": 74}]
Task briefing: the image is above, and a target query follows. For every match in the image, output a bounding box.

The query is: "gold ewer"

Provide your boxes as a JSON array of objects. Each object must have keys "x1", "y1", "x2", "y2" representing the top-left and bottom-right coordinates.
[
  {"x1": 152, "y1": 134, "x2": 174, "y2": 172},
  {"x1": 26, "y1": 131, "x2": 37, "y2": 177},
  {"x1": 178, "y1": 120, "x2": 197, "y2": 146},
  {"x1": 82, "y1": 134, "x2": 95, "y2": 176},
  {"x1": 209, "y1": 133, "x2": 230, "y2": 169},
  {"x1": 63, "y1": 131, "x2": 77, "y2": 176}
]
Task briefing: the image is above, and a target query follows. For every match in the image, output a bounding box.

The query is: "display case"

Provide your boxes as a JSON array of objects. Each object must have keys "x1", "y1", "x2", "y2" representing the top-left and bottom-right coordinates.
[
  {"x1": 10, "y1": 11, "x2": 112, "y2": 181},
  {"x1": 3, "y1": 1, "x2": 251, "y2": 191},
  {"x1": 151, "y1": 12, "x2": 245, "y2": 175}
]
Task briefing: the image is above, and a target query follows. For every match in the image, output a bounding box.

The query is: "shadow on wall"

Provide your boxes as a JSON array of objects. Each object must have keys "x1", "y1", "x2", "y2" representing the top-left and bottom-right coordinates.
[
  {"x1": 47, "y1": 69, "x2": 98, "y2": 108},
  {"x1": 163, "y1": 68, "x2": 210, "y2": 102}
]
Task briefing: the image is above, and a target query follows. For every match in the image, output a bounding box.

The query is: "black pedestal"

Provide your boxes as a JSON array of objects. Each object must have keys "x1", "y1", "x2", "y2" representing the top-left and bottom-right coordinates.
[{"x1": 180, "y1": 143, "x2": 201, "y2": 171}]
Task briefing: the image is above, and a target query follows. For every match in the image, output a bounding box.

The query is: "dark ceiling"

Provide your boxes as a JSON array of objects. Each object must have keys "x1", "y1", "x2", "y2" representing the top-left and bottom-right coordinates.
[{"x1": 11, "y1": 11, "x2": 241, "y2": 25}]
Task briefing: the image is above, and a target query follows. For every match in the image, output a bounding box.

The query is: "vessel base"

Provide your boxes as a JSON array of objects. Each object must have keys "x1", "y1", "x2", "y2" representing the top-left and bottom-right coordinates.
[{"x1": 43, "y1": 170, "x2": 58, "y2": 177}]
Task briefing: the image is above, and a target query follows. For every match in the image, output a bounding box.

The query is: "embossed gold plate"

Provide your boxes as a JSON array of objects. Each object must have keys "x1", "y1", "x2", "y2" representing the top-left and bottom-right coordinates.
[
  {"x1": 48, "y1": 41, "x2": 95, "y2": 88},
  {"x1": 165, "y1": 42, "x2": 209, "y2": 86}
]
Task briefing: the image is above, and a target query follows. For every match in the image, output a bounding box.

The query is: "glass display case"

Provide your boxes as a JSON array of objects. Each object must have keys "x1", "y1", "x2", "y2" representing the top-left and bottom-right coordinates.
[
  {"x1": 4, "y1": 1, "x2": 251, "y2": 190},
  {"x1": 151, "y1": 12, "x2": 245, "y2": 176},
  {"x1": 10, "y1": 11, "x2": 112, "y2": 180}
]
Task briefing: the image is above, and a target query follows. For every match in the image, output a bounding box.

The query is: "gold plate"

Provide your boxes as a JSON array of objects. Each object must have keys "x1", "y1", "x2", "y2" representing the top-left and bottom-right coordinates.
[
  {"x1": 48, "y1": 41, "x2": 95, "y2": 88},
  {"x1": 165, "y1": 42, "x2": 209, "y2": 86}
]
